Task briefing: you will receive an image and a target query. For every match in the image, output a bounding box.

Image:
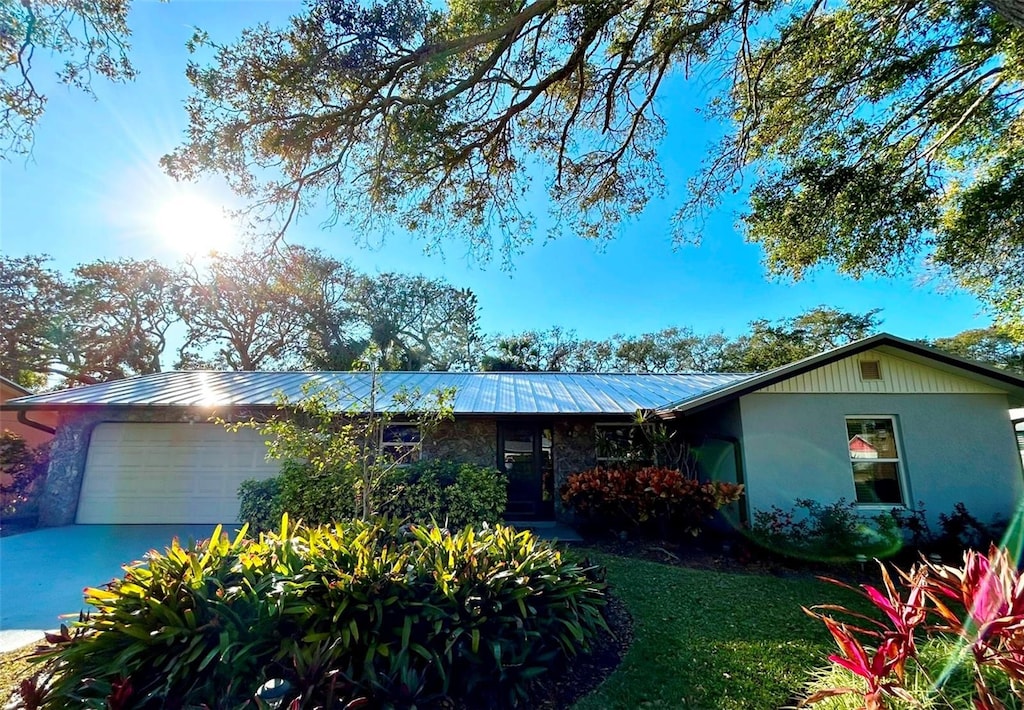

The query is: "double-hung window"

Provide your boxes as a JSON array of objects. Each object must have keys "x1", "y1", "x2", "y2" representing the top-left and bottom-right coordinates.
[
  {"x1": 380, "y1": 423, "x2": 421, "y2": 465},
  {"x1": 846, "y1": 416, "x2": 904, "y2": 505}
]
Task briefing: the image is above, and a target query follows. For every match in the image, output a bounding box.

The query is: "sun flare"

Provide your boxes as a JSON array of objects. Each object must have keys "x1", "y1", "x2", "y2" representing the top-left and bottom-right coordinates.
[{"x1": 150, "y1": 191, "x2": 238, "y2": 255}]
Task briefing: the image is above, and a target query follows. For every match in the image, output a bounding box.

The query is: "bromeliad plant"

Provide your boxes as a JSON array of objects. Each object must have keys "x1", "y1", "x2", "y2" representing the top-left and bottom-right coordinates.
[
  {"x1": 26, "y1": 517, "x2": 608, "y2": 709},
  {"x1": 802, "y1": 544, "x2": 1024, "y2": 709}
]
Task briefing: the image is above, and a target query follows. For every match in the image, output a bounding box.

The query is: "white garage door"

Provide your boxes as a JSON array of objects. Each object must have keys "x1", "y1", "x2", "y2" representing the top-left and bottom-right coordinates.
[{"x1": 76, "y1": 423, "x2": 280, "y2": 524}]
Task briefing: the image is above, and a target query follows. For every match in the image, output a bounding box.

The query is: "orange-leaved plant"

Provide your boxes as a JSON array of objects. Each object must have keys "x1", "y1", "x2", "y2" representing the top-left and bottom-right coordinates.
[
  {"x1": 802, "y1": 545, "x2": 1024, "y2": 710},
  {"x1": 559, "y1": 466, "x2": 743, "y2": 535}
]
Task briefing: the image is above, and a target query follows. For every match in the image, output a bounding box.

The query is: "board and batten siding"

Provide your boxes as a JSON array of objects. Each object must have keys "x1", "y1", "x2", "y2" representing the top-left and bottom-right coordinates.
[{"x1": 758, "y1": 349, "x2": 1005, "y2": 396}]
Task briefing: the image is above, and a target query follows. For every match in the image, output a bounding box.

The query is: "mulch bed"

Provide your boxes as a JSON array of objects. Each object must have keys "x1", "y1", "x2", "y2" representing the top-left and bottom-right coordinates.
[{"x1": 522, "y1": 592, "x2": 634, "y2": 709}]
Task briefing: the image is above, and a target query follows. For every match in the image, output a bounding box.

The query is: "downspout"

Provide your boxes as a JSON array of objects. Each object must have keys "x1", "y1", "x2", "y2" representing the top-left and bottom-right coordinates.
[
  {"x1": 698, "y1": 433, "x2": 748, "y2": 526},
  {"x1": 17, "y1": 410, "x2": 56, "y2": 435}
]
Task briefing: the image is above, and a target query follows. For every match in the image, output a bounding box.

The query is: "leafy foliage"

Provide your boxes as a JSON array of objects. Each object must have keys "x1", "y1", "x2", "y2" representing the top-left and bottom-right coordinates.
[
  {"x1": 719, "y1": 308, "x2": 883, "y2": 372},
  {"x1": 226, "y1": 372, "x2": 454, "y2": 522},
  {"x1": 560, "y1": 466, "x2": 743, "y2": 537},
  {"x1": 0, "y1": 256, "x2": 182, "y2": 386},
  {"x1": 929, "y1": 327, "x2": 1024, "y2": 374},
  {"x1": 482, "y1": 306, "x2": 881, "y2": 373},
  {"x1": 2, "y1": 251, "x2": 490, "y2": 385},
  {"x1": 236, "y1": 477, "x2": 283, "y2": 534},
  {"x1": 749, "y1": 499, "x2": 903, "y2": 562},
  {"x1": 0, "y1": 432, "x2": 48, "y2": 517},
  {"x1": 1, "y1": 0, "x2": 135, "y2": 157},
  {"x1": 376, "y1": 458, "x2": 507, "y2": 528},
  {"x1": 164, "y1": 0, "x2": 1024, "y2": 326},
  {"x1": 32, "y1": 518, "x2": 608, "y2": 708},
  {"x1": 802, "y1": 544, "x2": 1024, "y2": 709},
  {"x1": 341, "y1": 273, "x2": 484, "y2": 371},
  {"x1": 177, "y1": 246, "x2": 351, "y2": 370}
]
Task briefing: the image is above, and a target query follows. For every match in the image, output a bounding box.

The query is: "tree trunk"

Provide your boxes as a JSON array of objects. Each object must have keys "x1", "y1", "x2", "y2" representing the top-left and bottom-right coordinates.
[{"x1": 991, "y1": 0, "x2": 1024, "y2": 28}]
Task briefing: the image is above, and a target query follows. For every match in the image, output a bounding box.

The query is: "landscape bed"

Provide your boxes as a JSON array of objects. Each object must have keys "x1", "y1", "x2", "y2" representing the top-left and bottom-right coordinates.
[{"x1": 0, "y1": 540, "x2": 862, "y2": 709}]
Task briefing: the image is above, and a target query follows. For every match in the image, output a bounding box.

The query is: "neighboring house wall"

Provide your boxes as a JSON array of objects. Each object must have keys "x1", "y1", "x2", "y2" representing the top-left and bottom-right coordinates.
[
  {"x1": 738, "y1": 392, "x2": 1023, "y2": 526},
  {"x1": 0, "y1": 382, "x2": 56, "y2": 449}
]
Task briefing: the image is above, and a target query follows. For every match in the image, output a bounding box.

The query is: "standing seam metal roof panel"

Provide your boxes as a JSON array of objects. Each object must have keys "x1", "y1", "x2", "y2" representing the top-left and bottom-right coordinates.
[{"x1": 4, "y1": 371, "x2": 756, "y2": 414}]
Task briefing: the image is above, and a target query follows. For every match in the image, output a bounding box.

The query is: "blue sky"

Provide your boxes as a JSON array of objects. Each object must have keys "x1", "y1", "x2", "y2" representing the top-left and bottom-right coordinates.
[{"x1": 1, "y1": 0, "x2": 992, "y2": 345}]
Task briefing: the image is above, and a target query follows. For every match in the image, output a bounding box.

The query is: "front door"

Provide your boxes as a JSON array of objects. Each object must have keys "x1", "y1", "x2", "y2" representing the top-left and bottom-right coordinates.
[{"x1": 498, "y1": 423, "x2": 554, "y2": 520}]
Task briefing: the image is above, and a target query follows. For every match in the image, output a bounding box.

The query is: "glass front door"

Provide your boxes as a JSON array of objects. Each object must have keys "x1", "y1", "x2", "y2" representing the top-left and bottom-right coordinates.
[{"x1": 498, "y1": 423, "x2": 554, "y2": 520}]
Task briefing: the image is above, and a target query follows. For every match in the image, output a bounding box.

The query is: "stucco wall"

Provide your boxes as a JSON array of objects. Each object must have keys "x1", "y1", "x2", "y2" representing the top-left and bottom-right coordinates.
[
  {"x1": 738, "y1": 392, "x2": 1024, "y2": 526},
  {"x1": 1, "y1": 383, "x2": 57, "y2": 449}
]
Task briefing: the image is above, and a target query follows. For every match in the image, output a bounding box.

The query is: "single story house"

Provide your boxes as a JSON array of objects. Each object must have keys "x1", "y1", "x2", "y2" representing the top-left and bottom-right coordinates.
[{"x1": 5, "y1": 334, "x2": 1024, "y2": 529}]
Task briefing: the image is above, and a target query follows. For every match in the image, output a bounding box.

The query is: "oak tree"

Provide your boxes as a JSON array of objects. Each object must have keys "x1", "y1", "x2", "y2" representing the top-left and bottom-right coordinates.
[
  {"x1": 177, "y1": 246, "x2": 347, "y2": 370},
  {"x1": 1, "y1": 0, "x2": 135, "y2": 156},
  {"x1": 0, "y1": 256, "x2": 182, "y2": 386},
  {"x1": 165, "y1": 0, "x2": 1024, "y2": 328}
]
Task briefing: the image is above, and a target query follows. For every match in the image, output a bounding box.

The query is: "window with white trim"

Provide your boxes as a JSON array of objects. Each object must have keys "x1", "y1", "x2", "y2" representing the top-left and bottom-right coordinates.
[
  {"x1": 595, "y1": 423, "x2": 653, "y2": 465},
  {"x1": 846, "y1": 416, "x2": 904, "y2": 505},
  {"x1": 381, "y1": 423, "x2": 421, "y2": 464}
]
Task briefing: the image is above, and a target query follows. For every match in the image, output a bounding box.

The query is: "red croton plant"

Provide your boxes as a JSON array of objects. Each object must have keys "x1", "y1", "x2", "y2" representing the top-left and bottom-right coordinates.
[
  {"x1": 804, "y1": 544, "x2": 1024, "y2": 710},
  {"x1": 559, "y1": 466, "x2": 744, "y2": 535}
]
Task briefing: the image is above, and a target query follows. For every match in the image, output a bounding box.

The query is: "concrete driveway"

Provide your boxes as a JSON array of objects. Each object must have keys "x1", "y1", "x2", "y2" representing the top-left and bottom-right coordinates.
[{"x1": 0, "y1": 524, "x2": 226, "y2": 649}]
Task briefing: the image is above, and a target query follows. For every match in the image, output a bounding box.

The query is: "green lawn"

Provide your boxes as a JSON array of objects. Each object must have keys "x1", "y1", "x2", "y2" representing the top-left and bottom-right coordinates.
[{"x1": 575, "y1": 552, "x2": 864, "y2": 709}]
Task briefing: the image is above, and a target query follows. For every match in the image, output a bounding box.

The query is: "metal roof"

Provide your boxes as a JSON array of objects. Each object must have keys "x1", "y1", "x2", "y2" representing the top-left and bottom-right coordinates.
[{"x1": 2, "y1": 371, "x2": 755, "y2": 415}]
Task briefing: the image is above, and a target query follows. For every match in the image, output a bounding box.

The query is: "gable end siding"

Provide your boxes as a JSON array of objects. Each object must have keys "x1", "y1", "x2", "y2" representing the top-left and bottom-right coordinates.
[{"x1": 756, "y1": 349, "x2": 1005, "y2": 395}]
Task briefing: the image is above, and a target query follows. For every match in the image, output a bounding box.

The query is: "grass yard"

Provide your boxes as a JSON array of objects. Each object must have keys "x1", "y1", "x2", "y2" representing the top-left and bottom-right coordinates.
[
  {"x1": 0, "y1": 552, "x2": 862, "y2": 709},
  {"x1": 0, "y1": 646, "x2": 34, "y2": 703},
  {"x1": 575, "y1": 552, "x2": 864, "y2": 709}
]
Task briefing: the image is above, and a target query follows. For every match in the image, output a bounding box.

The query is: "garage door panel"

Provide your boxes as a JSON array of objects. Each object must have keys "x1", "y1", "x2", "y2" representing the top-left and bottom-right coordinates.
[{"x1": 76, "y1": 423, "x2": 280, "y2": 524}]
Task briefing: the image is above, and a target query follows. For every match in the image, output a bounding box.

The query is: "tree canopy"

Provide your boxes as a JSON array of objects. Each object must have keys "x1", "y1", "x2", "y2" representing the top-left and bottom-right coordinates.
[
  {"x1": 7, "y1": 248, "x2": 1018, "y2": 386},
  {"x1": 0, "y1": 256, "x2": 179, "y2": 386},
  {"x1": 1, "y1": 0, "x2": 135, "y2": 156},
  {"x1": 161, "y1": 0, "x2": 1024, "y2": 328},
  {"x1": 480, "y1": 306, "x2": 883, "y2": 372}
]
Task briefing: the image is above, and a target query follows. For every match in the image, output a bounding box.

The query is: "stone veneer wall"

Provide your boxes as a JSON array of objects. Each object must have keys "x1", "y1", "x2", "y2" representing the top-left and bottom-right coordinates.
[
  {"x1": 40, "y1": 409, "x2": 615, "y2": 527},
  {"x1": 551, "y1": 421, "x2": 599, "y2": 520},
  {"x1": 423, "y1": 417, "x2": 604, "y2": 521},
  {"x1": 423, "y1": 419, "x2": 497, "y2": 467}
]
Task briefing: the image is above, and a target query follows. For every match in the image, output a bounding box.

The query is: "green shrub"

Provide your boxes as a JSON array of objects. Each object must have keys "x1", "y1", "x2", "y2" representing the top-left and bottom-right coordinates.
[
  {"x1": 749, "y1": 498, "x2": 902, "y2": 561},
  {"x1": 33, "y1": 517, "x2": 606, "y2": 708},
  {"x1": 236, "y1": 477, "x2": 282, "y2": 533},
  {"x1": 376, "y1": 459, "x2": 507, "y2": 528},
  {"x1": 277, "y1": 458, "x2": 359, "y2": 525}
]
